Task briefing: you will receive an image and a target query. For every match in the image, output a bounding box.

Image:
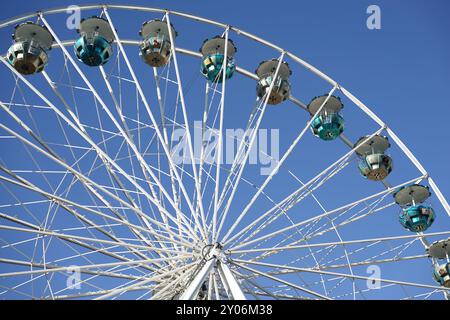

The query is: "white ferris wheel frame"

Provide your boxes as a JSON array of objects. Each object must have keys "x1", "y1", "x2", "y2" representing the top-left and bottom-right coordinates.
[{"x1": 0, "y1": 4, "x2": 449, "y2": 300}]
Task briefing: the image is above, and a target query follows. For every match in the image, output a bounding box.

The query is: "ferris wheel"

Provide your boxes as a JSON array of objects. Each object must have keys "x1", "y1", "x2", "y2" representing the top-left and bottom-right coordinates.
[{"x1": 0, "y1": 4, "x2": 449, "y2": 300}]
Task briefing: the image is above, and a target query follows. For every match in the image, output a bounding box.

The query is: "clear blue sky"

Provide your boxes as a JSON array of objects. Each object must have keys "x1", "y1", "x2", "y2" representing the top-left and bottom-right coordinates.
[{"x1": 0, "y1": 0, "x2": 449, "y2": 300}]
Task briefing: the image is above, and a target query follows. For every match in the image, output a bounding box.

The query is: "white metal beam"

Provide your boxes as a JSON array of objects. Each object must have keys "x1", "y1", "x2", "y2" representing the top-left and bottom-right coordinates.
[{"x1": 217, "y1": 261, "x2": 246, "y2": 300}]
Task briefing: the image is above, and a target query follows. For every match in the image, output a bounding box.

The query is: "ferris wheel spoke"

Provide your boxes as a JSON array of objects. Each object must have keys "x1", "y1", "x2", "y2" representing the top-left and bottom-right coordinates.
[
  {"x1": 285, "y1": 170, "x2": 355, "y2": 300},
  {"x1": 401, "y1": 289, "x2": 441, "y2": 300},
  {"x1": 229, "y1": 230, "x2": 450, "y2": 255},
  {"x1": 227, "y1": 176, "x2": 332, "y2": 296},
  {"x1": 152, "y1": 66, "x2": 181, "y2": 213},
  {"x1": 316, "y1": 254, "x2": 429, "y2": 271},
  {"x1": 163, "y1": 12, "x2": 208, "y2": 238},
  {"x1": 97, "y1": 260, "x2": 197, "y2": 300},
  {"x1": 192, "y1": 77, "x2": 216, "y2": 179},
  {"x1": 43, "y1": 268, "x2": 133, "y2": 300},
  {"x1": 0, "y1": 272, "x2": 55, "y2": 299},
  {"x1": 52, "y1": 127, "x2": 170, "y2": 243},
  {"x1": 0, "y1": 231, "x2": 156, "y2": 279},
  {"x1": 0, "y1": 162, "x2": 188, "y2": 248},
  {"x1": 234, "y1": 202, "x2": 386, "y2": 264},
  {"x1": 98, "y1": 65, "x2": 176, "y2": 232},
  {"x1": 341, "y1": 85, "x2": 449, "y2": 216},
  {"x1": 243, "y1": 283, "x2": 313, "y2": 300},
  {"x1": 8, "y1": 101, "x2": 174, "y2": 264},
  {"x1": 225, "y1": 127, "x2": 385, "y2": 247},
  {"x1": 0, "y1": 257, "x2": 145, "y2": 281},
  {"x1": 98, "y1": 65, "x2": 133, "y2": 138},
  {"x1": 211, "y1": 27, "x2": 230, "y2": 241},
  {"x1": 248, "y1": 247, "x2": 427, "y2": 276},
  {"x1": 151, "y1": 65, "x2": 194, "y2": 248},
  {"x1": 0, "y1": 74, "x2": 194, "y2": 245},
  {"x1": 2, "y1": 235, "x2": 171, "y2": 298},
  {"x1": 98, "y1": 65, "x2": 159, "y2": 200},
  {"x1": 221, "y1": 85, "x2": 338, "y2": 244},
  {"x1": 238, "y1": 276, "x2": 281, "y2": 300},
  {"x1": 229, "y1": 198, "x2": 398, "y2": 276},
  {"x1": 0, "y1": 166, "x2": 162, "y2": 262},
  {"x1": 198, "y1": 82, "x2": 213, "y2": 198},
  {"x1": 195, "y1": 83, "x2": 224, "y2": 222},
  {"x1": 303, "y1": 200, "x2": 396, "y2": 245},
  {"x1": 0, "y1": 121, "x2": 199, "y2": 244},
  {"x1": 233, "y1": 258, "x2": 450, "y2": 293},
  {"x1": 243, "y1": 290, "x2": 304, "y2": 300},
  {"x1": 213, "y1": 97, "x2": 263, "y2": 232},
  {"x1": 228, "y1": 155, "x2": 351, "y2": 250},
  {"x1": 214, "y1": 53, "x2": 286, "y2": 243},
  {"x1": 42, "y1": 286, "x2": 156, "y2": 300},
  {"x1": 0, "y1": 223, "x2": 197, "y2": 259},
  {"x1": 251, "y1": 196, "x2": 394, "y2": 263},
  {"x1": 0, "y1": 286, "x2": 36, "y2": 299},
  {"x1": 0, "y1": 254, "x2": 195, "y2": 279},
  {"x1": 150, "y1": 264, "x2": 198, "y2": 300},
  {"x1": 231, "y1": 261, "x2": 332, "y2": 300},
  {"x1": 44, "y1": 241, "x2": 143, "y2": 267},
  {"x1": 216, "y1": 90, "x2": 266, "y2": 210},
  {"x1": 0, "y1": 4, "x2": 447, "y2": 300},
  {"x1": 331, "y1": 239, "x2": 421, "y2": 271},
  {"x1": 0, "y1": 213, "x2": 169, "y2": 279},
  {"x1": 229, "y1": 174, "x2": 426, "y2": 251},
  {"x1": 45, "y1": 265, "x2": 144, "y2": 300},
  {"x1": 54, "y1": 51, "x2": 170, "y2": 246},
  {"x1": 1, "y1": 94, "x2": 144, "y2": 237},
  {"x1": 216, "y1": 114, "x2": 278, "y2": 217},
  {"x1": 232, "y1": 267, "x2": 304, "y2": 300},
  {"x1": 73, "y1": 276, "x2": 154, "y2": 300}
]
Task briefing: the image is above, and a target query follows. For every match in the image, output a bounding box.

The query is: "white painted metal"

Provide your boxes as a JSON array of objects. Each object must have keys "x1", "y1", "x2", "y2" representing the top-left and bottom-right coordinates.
[
  {"x1": 180, "y1": 258, "x2": 216, "y2": 300},
  {"x1": 217, "y1": 261, "x2": 246, "y2": 300},
  {"x1": 0, "y1": 4, "x2": 448, "y2": 301}
]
